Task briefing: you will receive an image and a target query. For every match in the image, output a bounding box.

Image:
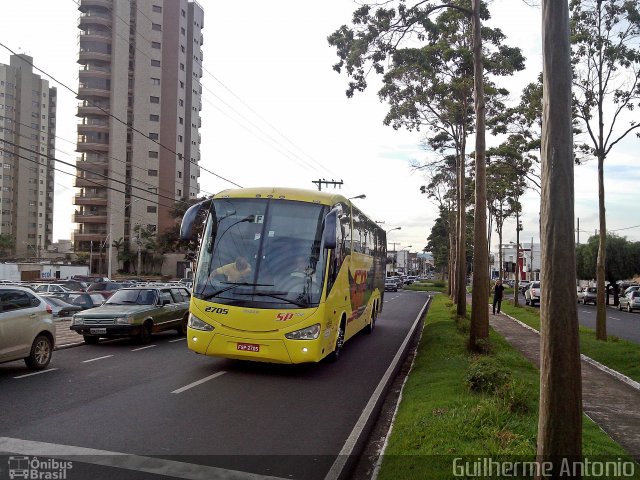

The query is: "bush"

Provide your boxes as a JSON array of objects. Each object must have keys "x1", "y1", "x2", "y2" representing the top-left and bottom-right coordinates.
[
  {"x1": 466, "y1": 356, "x2": 511, "y2": 394},
  {"x1": 498, "y1": 380, "x2": 531, "y2": 414}
]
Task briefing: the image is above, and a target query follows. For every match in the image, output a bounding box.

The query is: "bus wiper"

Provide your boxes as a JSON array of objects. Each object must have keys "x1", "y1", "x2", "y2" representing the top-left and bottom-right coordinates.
[
  {"x1": 198, "y1": 282, "x2": 274, "y2": 300},
  {"x1": 237, "y1": 291, "x2": 309, "y2": 308}
]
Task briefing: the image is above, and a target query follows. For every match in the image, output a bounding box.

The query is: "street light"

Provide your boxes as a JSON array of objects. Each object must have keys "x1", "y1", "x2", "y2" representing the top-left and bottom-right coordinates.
[
  {"x1": 386, "y1": 227, "x2": 402, "y2": 274},
  {"x1": 403, "y1": 245, "x2": 413, "y2": 275}
]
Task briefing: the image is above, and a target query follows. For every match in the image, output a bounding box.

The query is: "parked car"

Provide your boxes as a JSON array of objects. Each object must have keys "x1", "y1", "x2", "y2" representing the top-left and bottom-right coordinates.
[
  {"x1": 623, "y1": 285, "x2": 639, "y2": 296},
  {"x1": 70, "y1": 286, "x2": 191, "y2": 344},
  {"x1": 618, "y1": 290, "x2": 640, "y2": 312},
  {"x1": 580, "y1": 286, "x2": 597, "y2": 305},
  {"x1": 384, "y1": 278, "x2": 398, "y2": 292},
  {"x1": 33, "y1": 283, "x2": 74, "y2": 294},
  {"x1": 0, "y1": 286, "x2": 55, "y2": 370},
  {"x1": 86, "y1": 281, "x2": 123, "y2": 299},
  {"x1": 525, "y1": 281, "x2": 541, "y2": 306},
  {"x1": 48, "y1": 292, "x2": 105, "y2": 310},
  {"x1": 40, "y1": 296, "x2": 84, "y2": 318},
  {"x1": 519, "y1": 281, "x2": 531, "y2": 295}
]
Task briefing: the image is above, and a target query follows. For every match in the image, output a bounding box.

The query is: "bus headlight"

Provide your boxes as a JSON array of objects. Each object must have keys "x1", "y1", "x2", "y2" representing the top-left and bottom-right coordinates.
[
  {"x1": 285, "y1": 323, "x2": 320, "y2": 340},
  {"x1": 188, "y1": 313, "x2": 214, "y2": 331}
]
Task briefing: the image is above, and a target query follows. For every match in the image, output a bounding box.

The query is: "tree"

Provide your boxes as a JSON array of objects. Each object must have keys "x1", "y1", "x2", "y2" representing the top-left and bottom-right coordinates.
[
  {"x1": 328, "y1": 0, "x2": 524, "y2": 348},
  {"x1": 0, "y1": 234, "x2": 15, "y2": 259},
  {"x1": 571, "y1": 0, "x2": 640, "y2": 340},
  {"x1": 536, "y1": 0, "x2": 582, "y2": 473},
  {"x1": 157, "y1": 197, "x2": 209, "y2": 258}
]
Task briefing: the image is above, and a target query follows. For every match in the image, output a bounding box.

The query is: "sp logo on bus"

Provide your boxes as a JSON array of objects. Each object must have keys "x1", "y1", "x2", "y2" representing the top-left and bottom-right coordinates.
[
  {"x1": 276, "y1": 313, "x2": 294, "y2": 322},
  {"x1": 204, "y1": 306, "x2": 229, "y2": 315}
]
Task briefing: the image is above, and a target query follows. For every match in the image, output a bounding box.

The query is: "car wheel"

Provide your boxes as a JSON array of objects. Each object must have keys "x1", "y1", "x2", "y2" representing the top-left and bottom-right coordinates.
[
  {"x1": 139, "y1": 321, "x2": 153, "y2": 344},
  {"x1": 177, "y1": 314, "x2": 188, "y2": 336},
  {"x1": 618, "y1": 302, "x2": 622, "y2": 311},
  {"x1": 327, "y1": 321, "x2": 345, "y2": 362},
  {"x1": 83, "y1": 335, "x2": 100, "y2": 345},
  {"x1": 628, "y1": 304, "x2": 633, "y2": 313},
  {"x1": 24, "y1": 334, "x2": 52, "y2": 370}
]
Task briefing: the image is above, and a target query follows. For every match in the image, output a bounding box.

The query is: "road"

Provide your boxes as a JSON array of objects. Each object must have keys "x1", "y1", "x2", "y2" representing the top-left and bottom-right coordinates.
[
  {"x1": 0, "y1": 291, "x2": 429, "y2": 480},
  {"x1": 516, "y1": 292, "x2": 639, "y2": 343}
]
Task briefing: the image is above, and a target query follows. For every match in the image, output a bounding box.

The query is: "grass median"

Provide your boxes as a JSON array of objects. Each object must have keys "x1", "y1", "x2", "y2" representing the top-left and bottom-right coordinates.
[
  {"x1": 498, "y1": 300, "x2": 640, "y2": 383},
  {"x1": 377, "y1": 294, "x2": 636, "y2": 479}
]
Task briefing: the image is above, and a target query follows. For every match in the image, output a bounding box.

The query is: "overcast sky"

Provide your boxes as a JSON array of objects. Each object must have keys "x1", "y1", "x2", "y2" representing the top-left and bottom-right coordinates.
[{"x1": 2, "y1": 0, "x2": 638, "y2": 254}]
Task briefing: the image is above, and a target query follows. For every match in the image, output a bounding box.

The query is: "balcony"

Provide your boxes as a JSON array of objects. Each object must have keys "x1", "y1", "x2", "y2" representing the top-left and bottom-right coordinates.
[
  {"x1": 78, "y1": 50, "x2": 111, "y2": 64},
  {"x1": 76, "y1": 139, "x2": 109, "y2": 152},
  {"x1": 74, "y1": 194, "x2": 108, "y2": 206},
  {"x1": 73, "y1": 230, "x2": 108, "y2": 243},
  {"x1": 74, "y1": 176, "x2": 108, "y2": 188},
  {"x1": 78, "y1": 11, "x2": 112, "y2": 29},
  {"x1": 78, "y1": 30, "x2": 112, "y2": 44},
  {"x1": 77, "y1": 102, "x2": 109, "y2": 117},
  {"x1": 78, "y1": 86, "x2": 110, "y2": 99},
  {"x1": 77, "y1": 120, "x2": 109, "y2": 134},
  {"x1": 73, "y1": 211, "x2": 107, "y2": 224},
  {"x1": 78, "y1": 0, "x2": 112, "y2": 11},
  {"x1": 79, "y1": 66, "x2": 111, "y2": 80}
]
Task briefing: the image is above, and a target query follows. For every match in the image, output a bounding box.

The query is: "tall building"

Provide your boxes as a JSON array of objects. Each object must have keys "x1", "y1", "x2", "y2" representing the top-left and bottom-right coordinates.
[
  {"x1": 0, "y1": 54, "x2": 57, "y2": 258},
  {"x1": 74, "y1": 0, "x2": 203, "y2": 274}
]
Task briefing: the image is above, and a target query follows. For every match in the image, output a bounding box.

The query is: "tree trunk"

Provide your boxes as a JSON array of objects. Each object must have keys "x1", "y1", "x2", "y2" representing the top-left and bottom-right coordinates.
[
  {"x1": 514, "y1": 209, "x2": 520, "y2": 306},
  {"x1": 595, "y1": 154, "x2": 607, "y2": 340},
  {"x1": 536, "y1": 0, "x2": 583, "y2": 475},
  {"x1": 469, "y1": 0, "x2": 489, "y2": 346},
  {"x1": 456, "y1": 149, "x2": 467, "y2": 317}
]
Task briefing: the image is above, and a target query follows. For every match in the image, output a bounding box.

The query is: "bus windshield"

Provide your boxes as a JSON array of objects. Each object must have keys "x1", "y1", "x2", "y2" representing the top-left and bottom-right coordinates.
[{"x1": 193, "y1": 197, "x2": 329, "y2": 308}]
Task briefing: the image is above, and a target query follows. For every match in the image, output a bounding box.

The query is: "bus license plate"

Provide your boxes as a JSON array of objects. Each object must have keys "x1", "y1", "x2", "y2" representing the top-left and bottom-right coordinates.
[
  {"x1": 237, "y1": 343, "x2": 260, "y2": 353},
  {"x1": 90, "y1": 328, "x2": 107, "y2": 334}
]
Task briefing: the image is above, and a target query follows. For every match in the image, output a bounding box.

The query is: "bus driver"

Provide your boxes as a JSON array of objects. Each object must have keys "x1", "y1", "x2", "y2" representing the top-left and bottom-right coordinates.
[{"x1": 211, "y1": 256, "x2": 252, "y2": 282}]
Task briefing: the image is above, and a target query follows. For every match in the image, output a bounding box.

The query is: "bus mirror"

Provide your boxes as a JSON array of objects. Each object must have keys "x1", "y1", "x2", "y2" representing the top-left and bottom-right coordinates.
[
  {"x1": 180, "y1": 199, "x2": 211, "y2": 241},
  {"x1": 323, "y1": 210, "x2": 338, "y2": 249}
]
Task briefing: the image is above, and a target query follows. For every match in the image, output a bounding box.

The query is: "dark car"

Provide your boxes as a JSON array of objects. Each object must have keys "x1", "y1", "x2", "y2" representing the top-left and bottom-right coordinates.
[
  {"x1": 86, "y1": 281, "x2": 123, "y2": 299},
  {"x1": 47, "y1": 292, "x2": 105, "y2": 310},
  {"x1": 40, "y1": 296, "x2": 84, "y2": 318},
  {"x1": 70, "y1": 287, "x2": 191, "y2": 343}
]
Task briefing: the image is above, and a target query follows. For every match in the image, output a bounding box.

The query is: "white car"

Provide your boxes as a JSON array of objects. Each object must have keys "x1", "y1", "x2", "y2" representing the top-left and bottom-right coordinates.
[
  {"x1": 525, "y1": 281, "x2": 541, "y2": 306},
  {"x1": 0, "y1": 286, "x2": 55, "y2": 370},
  {"x1": 33, "y1": 283, "x2": 73, "y2": 294}
]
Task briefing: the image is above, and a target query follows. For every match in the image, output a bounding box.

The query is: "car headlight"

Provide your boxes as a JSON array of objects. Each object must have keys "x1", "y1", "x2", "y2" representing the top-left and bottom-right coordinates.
[
  {"x1": 285, "y1": 323, "x2": 320, "y2": 340},
  {"x1": 188, "y1": 313, "x2": 214, "y2": 331},
  {"x1": 73, "y1": 315, "x2": 83, "y2": 325},
  {"x1": 115, "y1": 317, "x2": 132, "y2": 325}
]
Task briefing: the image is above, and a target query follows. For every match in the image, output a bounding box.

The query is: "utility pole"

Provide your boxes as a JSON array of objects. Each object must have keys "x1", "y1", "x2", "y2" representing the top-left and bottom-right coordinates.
[
  {"x1": 107, "y1": 223, "x2": 112, "y2": 280},
  {"x1": 312, "y1": 179, "x2": 343, "y2": 191},
  {"x1": 136, "y1": 226, "x2": 142, "y2": 277}
]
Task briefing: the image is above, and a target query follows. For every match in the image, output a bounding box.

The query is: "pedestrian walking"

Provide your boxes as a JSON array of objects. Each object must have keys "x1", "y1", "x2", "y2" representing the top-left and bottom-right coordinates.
[{"x1": 493, "y1": 279, "x2": 505, "y2": 314}]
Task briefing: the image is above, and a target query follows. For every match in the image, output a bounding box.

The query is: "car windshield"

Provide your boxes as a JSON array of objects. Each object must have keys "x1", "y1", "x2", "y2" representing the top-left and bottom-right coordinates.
[
  {"x1": 193, "y1": 197, "x2": 329, "y2": 308},
  {"x1": 106, "y1": 289, "x2": 157, "y2": 305},
  {"x1": 45, "y1": 297, "x2": 70, "y2": 307}
]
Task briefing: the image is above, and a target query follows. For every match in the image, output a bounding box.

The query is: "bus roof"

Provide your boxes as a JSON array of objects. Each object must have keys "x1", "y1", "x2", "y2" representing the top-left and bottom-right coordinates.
[{"x1": 214, "y1": 187, "x2": 350, "y2": 207}]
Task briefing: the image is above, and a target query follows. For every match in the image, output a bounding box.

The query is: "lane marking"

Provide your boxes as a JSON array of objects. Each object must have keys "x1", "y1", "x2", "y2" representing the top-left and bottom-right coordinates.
[
  {"x1": 82, "y1": 355, "x2": 113, "y2": 363},
  {"x1": 171, "y1": 371, "x2": 226, "y2": 394},
  {"x1": 0, "y1": 437, "x2": 286, "y2": 480},
  {"x1": 131, "y1": 345, "x2": 157, "y2": 352},
  {"x1": 14, "y1": 368, "x2": 58, "y2": 379},
  {"x1": 169, "y1": 338, "x2": 187, "y2": 343}
]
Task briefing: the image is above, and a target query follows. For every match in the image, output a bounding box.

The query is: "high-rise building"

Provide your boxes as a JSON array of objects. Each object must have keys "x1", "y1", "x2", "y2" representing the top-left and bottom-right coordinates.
[
  {"x1": 74, "y1": 0, "x2": 203, "y2": 274},
  {"x1": 0, "y1": 54, "x2": 57, "y2": 258}
]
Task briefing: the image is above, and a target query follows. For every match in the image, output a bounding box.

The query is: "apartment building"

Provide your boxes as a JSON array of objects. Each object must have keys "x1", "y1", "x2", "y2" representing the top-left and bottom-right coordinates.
[
  {"x1": 74, "y1": 0, "x2": 203, "y2": 274},
  {"x1": 0, "y1": 54, "x2": 56, "y2": 258}
]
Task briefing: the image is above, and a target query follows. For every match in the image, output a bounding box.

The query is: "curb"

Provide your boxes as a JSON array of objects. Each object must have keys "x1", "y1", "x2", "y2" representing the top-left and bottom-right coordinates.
[{"x1": 499, "y1": 310, "x2": 640, "y2": 392}]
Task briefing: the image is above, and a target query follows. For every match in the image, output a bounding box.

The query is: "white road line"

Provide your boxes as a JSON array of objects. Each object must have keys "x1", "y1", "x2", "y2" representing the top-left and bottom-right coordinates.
[
  {"x1": 169, "y1": 337, "x2": 186, "y2": 343},
  {"x1": 14, "y1": 368, "x2": 58, "y2": 379},
  {"x1": 82, "y1": 355, "x2": 113, "y2": 363},
  {"x1": 0, "y1": 437, "x2": 285, "y2": 480},
  {"x1": 171, "y1": 371, "x2": 226, "y2": 394},
  {"x1": 131, "y1": 345, "x2": 157, "y2": 352}
]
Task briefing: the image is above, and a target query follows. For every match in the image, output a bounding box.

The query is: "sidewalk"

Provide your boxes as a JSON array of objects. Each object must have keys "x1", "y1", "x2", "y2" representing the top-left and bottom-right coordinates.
[
  {"x1": 488, "y1": 308, "x2": 640, "y2": 460},
  {"x1": 53, "y1": 318, "x2": 84, "y2": 349}
]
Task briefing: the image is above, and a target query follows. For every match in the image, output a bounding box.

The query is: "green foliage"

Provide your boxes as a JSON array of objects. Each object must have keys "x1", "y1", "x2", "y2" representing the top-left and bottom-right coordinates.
[
  {"x1": 0, "y1": 233, "x2": 15, "y2": 258},
  {"x1": 576, "y1": 234, "x2": 640, "y2": 282},
  {"x1": 466, "y1": 356, "x2": 512, "y2": 393}
]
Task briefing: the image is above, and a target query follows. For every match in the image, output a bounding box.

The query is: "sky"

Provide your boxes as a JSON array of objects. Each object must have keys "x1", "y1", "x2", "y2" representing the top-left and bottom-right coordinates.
[{"x1": 1, "y1": 0, "x2": 639, "y2": 257}]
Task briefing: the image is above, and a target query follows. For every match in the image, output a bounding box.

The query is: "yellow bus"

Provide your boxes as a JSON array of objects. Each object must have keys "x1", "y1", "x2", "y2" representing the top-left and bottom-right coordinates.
[{"x1": 180, "y1": 187, "x2": 387, "y2": 364}]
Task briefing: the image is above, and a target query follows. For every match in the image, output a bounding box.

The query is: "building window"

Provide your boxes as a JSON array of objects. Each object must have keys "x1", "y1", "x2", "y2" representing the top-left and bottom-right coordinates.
[
  {"x1": 181, "y1": 9, "x2": 186, "y2": 17},
  {"x1": 148, "y1": 169, "x2": 158, "y2": 176},
  {"x1": 149, "y1": 114, "x2": 159, "y2": 122},
  {"x1": 150, "y1": 96, "x2": 160, "y2": 104},
  {"x1": 151, "y1": 77, "x2": 160, "y2": 85},
  {"x1": 151, "y1": 59, "x2": 161, "y2": 67},
  {"x1": 179, "y1": 117, "x2": 183, "y2": 125},
  {"x1": 177, "y1": 171, "x2": 182, "y2": 178},
  {"x1": 152, "y1": 23, "x2": 162, "y2": 31},
  {"x1": 180, "y1": 63, "x2": 185, "y2": 71},
  {"x1": 152, "y1": 41, "x2": 161, "y2": 49},
  {"x1": 178, "y1": 135, "x2": 183, "y2": 143},
  {"x1": 179, "y1": 81, "x2": 184, "y2": 89},
  {"x1": 149, "y1": 133, "x2": 159, "y2": 140},
  {"x1": 177, "y1": 189, "x2": 182, "y2": 197},
  {"x1": 152, "y1": 5, "x2": 162, "y2": 13},
  {"x1": 181, "y1": 27, "x2": 186, "y2": 35},
  {"x1": 147, "y1": 205, "x2": 157, "y2": 213},
  {"x1": 178, "y1": 99, "x2": 184, "y2": 107},
  {"x1": 148, "y1": 151, "x2": 159, "y2": 158}
]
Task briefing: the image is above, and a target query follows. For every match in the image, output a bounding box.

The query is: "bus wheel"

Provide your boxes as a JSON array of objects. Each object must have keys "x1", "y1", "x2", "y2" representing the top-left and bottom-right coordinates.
[
  {"x1": 327, "y1": 322, "x2": 345, "y2": 362},
  {"x1": 365, "y1": 305, "x2": 376, "y2": 334}
]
